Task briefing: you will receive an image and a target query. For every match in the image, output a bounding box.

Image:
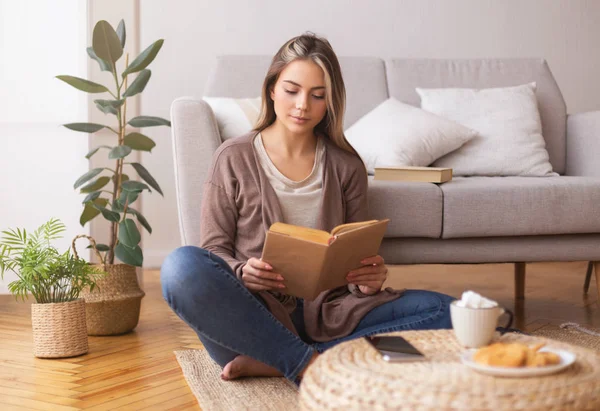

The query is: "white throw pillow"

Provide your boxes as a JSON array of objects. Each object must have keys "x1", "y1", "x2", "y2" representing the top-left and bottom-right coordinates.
[
  {"x1": 203, "y1": 97, "x2": 261, "y2": 140},
  {"x1": 417, "y1": 83, "x2": 557, "y2": 176},
  {"x1": 345, "y1": 97, "x2": 477, "y2": 174}
]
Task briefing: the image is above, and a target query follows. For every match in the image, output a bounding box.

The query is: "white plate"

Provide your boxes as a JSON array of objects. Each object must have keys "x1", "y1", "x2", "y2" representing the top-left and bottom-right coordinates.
[{"x1": 461, "y1": 348, "x2": 576, "y2": 377}]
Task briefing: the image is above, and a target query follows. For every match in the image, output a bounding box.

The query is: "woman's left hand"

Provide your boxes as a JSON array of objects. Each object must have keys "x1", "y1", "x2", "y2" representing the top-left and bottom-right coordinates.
[{"x1": 346, "y1": 255, "x2": 388, "y2": 295}]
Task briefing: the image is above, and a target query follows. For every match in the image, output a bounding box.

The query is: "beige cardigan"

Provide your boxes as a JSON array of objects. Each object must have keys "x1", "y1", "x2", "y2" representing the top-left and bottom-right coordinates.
[{"x1": 200, "y1": 131, "x2": 403, "y2": 342}]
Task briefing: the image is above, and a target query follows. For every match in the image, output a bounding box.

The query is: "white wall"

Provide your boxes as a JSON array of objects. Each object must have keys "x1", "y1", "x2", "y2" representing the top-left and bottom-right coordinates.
[
  {"x1": 137, "y1": 0, "x2": 600, "y2": 268},
  {"x1": 0, "y1": 0, "x2": 90, "y2": 293}
]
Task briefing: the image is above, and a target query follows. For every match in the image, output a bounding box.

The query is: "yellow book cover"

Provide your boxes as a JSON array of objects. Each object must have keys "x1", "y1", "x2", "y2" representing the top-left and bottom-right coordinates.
[
  {"x1": 374, "y1": 166, "x2": 452, "y2": 183},
  {"x1": 261, "y1": 219, "x2": 390, "y2": 300}
]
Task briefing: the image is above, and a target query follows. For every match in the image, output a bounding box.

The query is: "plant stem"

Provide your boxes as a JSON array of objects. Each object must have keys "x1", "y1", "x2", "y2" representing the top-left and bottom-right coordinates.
[{"x1": 108, "y1": 54, "x2": 130, "y2": 265}]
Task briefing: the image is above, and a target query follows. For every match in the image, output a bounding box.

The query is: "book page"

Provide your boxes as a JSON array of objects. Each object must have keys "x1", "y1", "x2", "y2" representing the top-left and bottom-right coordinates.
[
  {"x1": 330, "y1": 220, "x2": 379, "y2": 236},
  {"x1": 317, "y1": 219, "x2": 389, "y2": 294},
  {"x1": 268, "y1": 222, "x2": 331, "y2": 245}
]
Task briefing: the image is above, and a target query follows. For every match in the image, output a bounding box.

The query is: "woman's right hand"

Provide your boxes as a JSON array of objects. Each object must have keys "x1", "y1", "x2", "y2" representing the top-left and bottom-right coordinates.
[{"x1": 241, "y1": 258, "x2": 286, "y2": 292}]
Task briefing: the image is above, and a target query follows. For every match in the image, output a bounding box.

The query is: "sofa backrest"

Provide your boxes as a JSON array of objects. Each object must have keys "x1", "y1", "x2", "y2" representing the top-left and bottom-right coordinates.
[
  {"x1": 205, "y1": 56, "x2": 567, "y2": 173},
  {"x1": 385, "y1": 58, "x2": 567, "y2": 174}
]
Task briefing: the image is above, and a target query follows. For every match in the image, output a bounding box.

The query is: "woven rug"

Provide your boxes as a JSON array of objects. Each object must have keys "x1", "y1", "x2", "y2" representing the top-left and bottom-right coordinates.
[
  {"x1": 174, "y1": 349, "x2": 298, "y2": 411},
  {"x1": 532, "y1": 323, "x2": 600, "y2": 351},
  {"x1": 175, "y1": 324, "x2": 599, "y2": 410}
]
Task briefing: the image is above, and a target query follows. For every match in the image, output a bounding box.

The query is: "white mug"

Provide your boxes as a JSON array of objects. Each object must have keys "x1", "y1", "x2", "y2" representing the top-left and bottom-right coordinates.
[{"x1": 450, "y1": 300, "x2": 514, "y2": 348}]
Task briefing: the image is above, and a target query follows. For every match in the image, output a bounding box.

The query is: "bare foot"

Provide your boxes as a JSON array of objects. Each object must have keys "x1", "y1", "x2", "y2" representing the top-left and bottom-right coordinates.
[{"x1": 221, "y1": 355, "x2": 282, "y2": 380}]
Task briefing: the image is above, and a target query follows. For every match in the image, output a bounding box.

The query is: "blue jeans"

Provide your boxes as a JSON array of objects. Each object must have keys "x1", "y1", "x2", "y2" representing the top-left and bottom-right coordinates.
[{"x1": 161, "y1": 246, "x2": 454, "y2": 382}]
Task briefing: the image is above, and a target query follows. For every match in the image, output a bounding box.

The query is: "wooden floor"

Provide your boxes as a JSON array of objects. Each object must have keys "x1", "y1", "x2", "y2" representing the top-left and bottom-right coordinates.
[{"x1": 0, "y1": 261, "x2": 598, "y2": 410}]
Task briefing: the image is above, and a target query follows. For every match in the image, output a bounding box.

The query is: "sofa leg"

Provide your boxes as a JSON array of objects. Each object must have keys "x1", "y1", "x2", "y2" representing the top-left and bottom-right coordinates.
[
  {"x1": 584, "y1": 262, "x2": 594, "y2": 293},
  {"x1": 514, "y1": 263, "x2": 526, "y2": 300}
]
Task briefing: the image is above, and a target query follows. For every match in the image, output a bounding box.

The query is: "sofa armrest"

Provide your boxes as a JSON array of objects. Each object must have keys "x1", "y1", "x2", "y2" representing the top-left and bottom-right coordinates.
[
  {"x1": 566, "y1": 111, "x2": 600, "y2": 177},
  {"x1": 171, "y1": 97, "x2": 221, "y2": 246}
]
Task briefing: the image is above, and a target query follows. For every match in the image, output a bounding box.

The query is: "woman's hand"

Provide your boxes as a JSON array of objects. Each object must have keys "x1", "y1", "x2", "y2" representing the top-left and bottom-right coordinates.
[
  {"x1": 241, "y1": 258, "x2": 286, "y2": 292},
  {"x1": 346, "y1": 255, "x2": 388, "y2": 295}
]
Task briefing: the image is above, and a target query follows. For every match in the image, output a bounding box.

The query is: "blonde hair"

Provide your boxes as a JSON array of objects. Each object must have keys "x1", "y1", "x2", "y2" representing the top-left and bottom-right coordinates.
[{"x1": 253, "y1": 33, "x2": 359, "y2": 157}]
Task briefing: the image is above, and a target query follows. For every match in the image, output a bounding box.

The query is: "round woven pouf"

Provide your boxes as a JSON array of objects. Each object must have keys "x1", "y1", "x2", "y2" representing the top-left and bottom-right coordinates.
[{"x1": 299, "y1": 330, "x2": 600, "y2": 410}]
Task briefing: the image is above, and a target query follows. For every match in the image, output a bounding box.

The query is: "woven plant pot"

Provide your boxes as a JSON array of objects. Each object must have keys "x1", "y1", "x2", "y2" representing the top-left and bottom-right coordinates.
[
  {"x1": 82, "y1": 263, "x2": 145, "y2": 335},
  {"x1": 31, "y1": 298, "x2": 88, "y2": 358},
  {"x1": 73, "y1": 235, "x2": 145, "y2": 336}
]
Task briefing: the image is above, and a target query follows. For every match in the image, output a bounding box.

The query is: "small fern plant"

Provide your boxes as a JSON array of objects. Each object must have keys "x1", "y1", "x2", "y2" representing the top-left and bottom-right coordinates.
[{"x1": 0, "y1": 218, "x2": 105, "y2": 303}]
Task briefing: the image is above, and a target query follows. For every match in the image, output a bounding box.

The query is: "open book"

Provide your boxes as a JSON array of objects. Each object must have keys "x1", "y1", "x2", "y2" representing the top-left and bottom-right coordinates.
[{"x1": 260, "y1": 219, "x2": 390, "y2": 300}]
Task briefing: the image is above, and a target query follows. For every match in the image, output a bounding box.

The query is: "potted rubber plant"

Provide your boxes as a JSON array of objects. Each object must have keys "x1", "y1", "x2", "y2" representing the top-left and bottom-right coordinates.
[
  {"x1": 0, "y1": 218, "x2": 104, "y2": 358},
  {"x1": 56, "y1": 19, "x2": 170, "y2": 335}
]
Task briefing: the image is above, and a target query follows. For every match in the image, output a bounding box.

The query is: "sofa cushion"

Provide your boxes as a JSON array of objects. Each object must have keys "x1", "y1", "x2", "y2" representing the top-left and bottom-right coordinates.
[
  {"x1": 367, "y1": 177, "x2": 442, "y2": 238},
  {"x1": 417, "y1": 83, "x2": 556, "y2": 177},
  {"x1": 385, "y1": 58, "x2": 567, "y2": 174},
  {"x1": 441, "y1": 177, "x2": 600, "y2": 238},
  {"x1": 203, "y1": 97, "x2": 261, "y2": 140},
  {"x1": 346, "y1": 98, "x2": 477, "y2": 174}
]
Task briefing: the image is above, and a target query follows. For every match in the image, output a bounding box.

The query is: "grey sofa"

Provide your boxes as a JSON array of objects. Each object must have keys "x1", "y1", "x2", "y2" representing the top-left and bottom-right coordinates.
[{"x1": 170, "y1": 57, "x2": 600, "y2": 300}]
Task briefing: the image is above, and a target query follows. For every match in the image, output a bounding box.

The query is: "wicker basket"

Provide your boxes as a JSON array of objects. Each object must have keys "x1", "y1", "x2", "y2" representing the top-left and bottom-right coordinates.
[
  {"x1": 73, "y1": 235, "x2": 145, "y2": 336},
  {"x1": 31, "y1": 298, "x2": 88, "y2": 358}
]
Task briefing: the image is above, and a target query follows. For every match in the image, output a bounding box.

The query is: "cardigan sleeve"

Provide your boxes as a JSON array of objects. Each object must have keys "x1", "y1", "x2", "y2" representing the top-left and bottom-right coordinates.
[
  {"x1": 343, "y1": 157, "x2": 369, "y2": 224},
  {"x1": 199, "y1": 179, "x2": 246, "y2": 280},
  {"x1": 343, "y1": 157, "x2": 374, "y2": 298}
]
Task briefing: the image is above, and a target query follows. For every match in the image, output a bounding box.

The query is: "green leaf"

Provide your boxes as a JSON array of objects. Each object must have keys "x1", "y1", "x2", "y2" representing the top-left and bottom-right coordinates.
[
  {"x1": 128, "y1": 116, "x2": 171, "y2": 128},
  {"x1": 74, "y1": 168, "x2": 104, "y2": 189},
  {"x1": 118, "y1": 219, "x2": 141, "y2": 248},
  {"x1": 96, "y1": 104, "x2": 116, "y2": 115},
  {"x1": 131, "y1": 163, "x2": 163, "y2": 196},
  {"x1": 119, "y1": 189, "x2": 139, "y2": 206},
  {"x1": 90, "y1": 243, "x2": 110, "y2": 252},
  {"x1": 124, "y1": 132, "x2": 156, "y2": 152},
  {"x1": 115, "y1": 243, "x2": 143, "y2": 267},
  {"x1": 121, "y1": 180, "x2": 150, "y2": 192},
  {"x1": 80, "y1": 176, "x2": 111, "y2": 193},
  {"x1": 109, "y1": 145, "x2": 132, "y2": 160},
  {"x1": 93, "y1": 204, "x2": 120, "y2": 222},
  {"x1": 92, "y1": 20, "x2": 123, "y2": 66},
  {"x1": 123, "y1": 69, "x2": 151, "y2": 98},
  {"x1": 80, "y1": 198, "x2": 108, "y2": 226},
  {"x1": 82, "y1": 191, "x2": 102, "y2": 204},
  {"x1": 86, "y1": 47, "x2": 112, "y2": 72},
  {"x1": 116, "y1": 19, "x2": 126, "y2": 48},
  {"x1": 112, "y1": 199, "x2": 124, "y2": 212},
  {"x1": 123, "y1": 39, "x2": 164, "y2": 77},
  {"x1": 94, "y1": 99, "x2": 124, "y2": 115},
  {"x1": 85, "y1": 145, "x2": 111, "y2": 159},
  {"x1": 128, "y1": 208, "x2": 152, "y2": 234},
  {"x1": 56, "y1": 75, "x2": 109, "y2": 93},
  {"x1": 42, "y1": 218, "x2": 66, "y2": 240},
  {"x1": 63, "y1": 123, "x2": 107, "y2": 133},
  {"x1": 112, "y1": 174, "x2": 129, "y2": 185}
]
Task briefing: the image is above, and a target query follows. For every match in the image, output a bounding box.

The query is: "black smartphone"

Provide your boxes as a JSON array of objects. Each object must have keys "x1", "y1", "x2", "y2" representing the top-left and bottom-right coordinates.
[{"x1": 364, "y1": 335, "x2": 426, "y2": 362}]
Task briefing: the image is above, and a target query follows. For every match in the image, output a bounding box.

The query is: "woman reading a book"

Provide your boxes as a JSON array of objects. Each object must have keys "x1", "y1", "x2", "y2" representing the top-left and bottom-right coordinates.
[{"x1": 161, "y1": 33, "x2": 454, "y2": 383}]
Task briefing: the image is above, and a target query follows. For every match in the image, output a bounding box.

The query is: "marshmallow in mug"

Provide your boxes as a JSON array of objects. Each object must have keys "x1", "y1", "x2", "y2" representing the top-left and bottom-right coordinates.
[{"x1": 455, "y1": 291, "x2": 497, "y2": 309}]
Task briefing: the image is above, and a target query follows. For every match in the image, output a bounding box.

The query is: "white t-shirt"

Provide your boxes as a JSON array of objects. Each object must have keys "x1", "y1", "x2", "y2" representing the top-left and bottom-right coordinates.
[{"x1": 254, "y1": 133, "x2": 324, "y2": 228}]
